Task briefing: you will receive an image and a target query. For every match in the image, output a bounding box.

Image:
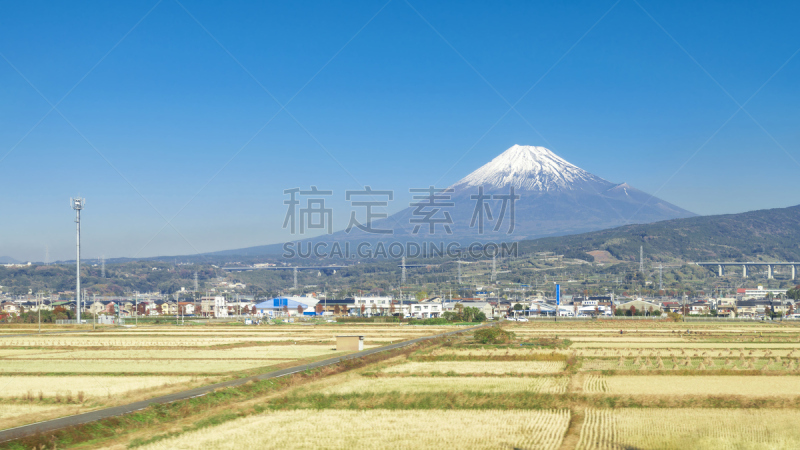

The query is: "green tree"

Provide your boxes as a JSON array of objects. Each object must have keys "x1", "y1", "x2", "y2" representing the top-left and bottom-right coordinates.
[{"x1": 462, "y1": 306, "x2": 486, "y2": 323}]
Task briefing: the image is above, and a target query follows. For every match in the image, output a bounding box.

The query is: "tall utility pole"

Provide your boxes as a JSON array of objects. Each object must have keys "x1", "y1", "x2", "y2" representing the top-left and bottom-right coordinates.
[
  {"x1": 639, "y1": 246, "x2": 644, "y2": 273},
  {"x1": 100, "y1": 255, "x2": 105, "y2": 278},
  {"x1": 401, "y1": 257, "x2": 407, "y2": 284},
  {"x1": 135, "y1": 291, "x2": 139, "y2": 326},
  {"x1": 71, "y1": 197, "x2": 85, "y2": 324}
]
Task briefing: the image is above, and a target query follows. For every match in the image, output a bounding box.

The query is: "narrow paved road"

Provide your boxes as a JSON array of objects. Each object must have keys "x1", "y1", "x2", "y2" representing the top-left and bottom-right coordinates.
[{"x1": 0, "y1": 324, "x2": 485, "y2": 443}]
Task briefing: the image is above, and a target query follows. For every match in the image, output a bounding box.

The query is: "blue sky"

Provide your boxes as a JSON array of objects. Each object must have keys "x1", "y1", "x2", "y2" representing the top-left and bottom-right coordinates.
[{"x1": 1, "y1": 0, "x2": 799, "y2": 261}]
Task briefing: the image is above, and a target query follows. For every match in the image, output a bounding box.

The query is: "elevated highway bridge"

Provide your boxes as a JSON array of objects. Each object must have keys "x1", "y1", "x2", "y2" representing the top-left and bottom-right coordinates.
[{"x1": 695, "y1": 262, "x2": 798, "y2": 279}]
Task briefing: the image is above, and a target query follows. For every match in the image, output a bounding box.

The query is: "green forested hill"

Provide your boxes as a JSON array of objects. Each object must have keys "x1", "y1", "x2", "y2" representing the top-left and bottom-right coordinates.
[{"x1": 518, "y1": 204, "x2": 800, "y2": 263}]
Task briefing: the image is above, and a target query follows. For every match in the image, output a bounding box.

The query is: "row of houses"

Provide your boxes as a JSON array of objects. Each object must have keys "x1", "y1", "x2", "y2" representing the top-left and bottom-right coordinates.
[
  {"x1": 1, "y1": 296, "x2": 254, "y2": 318},
  {"x1": 5, "y1": 289, "x2": 795, "y2": 321}
]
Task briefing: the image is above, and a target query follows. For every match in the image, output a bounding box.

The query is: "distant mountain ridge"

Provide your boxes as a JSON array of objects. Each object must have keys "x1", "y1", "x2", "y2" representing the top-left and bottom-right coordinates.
[{"x1": 518, "y1": 204, "x2": 800, "y2": 263}]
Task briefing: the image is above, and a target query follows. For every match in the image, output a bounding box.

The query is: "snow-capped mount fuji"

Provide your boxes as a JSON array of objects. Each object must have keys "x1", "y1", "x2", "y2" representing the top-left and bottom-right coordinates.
[
  {"x1": 453, "y1": 144, "x2": 608, "y2": 192},
  {"x1": 432, "y1": 144, "x2": 695, "y2": 240},
  {"x1": 212, "y1": 144, "x2": 696, "y2": 257}
]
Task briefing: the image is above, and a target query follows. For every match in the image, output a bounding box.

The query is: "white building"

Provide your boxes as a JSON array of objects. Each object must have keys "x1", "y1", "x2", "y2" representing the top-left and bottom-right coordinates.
[
  {"x1": 214, "y1": 296, "x2": 228, "y2": 317},
  {"x1": 410, "y1": 302, "x2": 442, "y2": 318},
  {"x1": 352, "y1": 296, "x2": 393, "y2": 315},
  {"x1": 742, "y1": 286, "x2": 787, "y2": 300}
]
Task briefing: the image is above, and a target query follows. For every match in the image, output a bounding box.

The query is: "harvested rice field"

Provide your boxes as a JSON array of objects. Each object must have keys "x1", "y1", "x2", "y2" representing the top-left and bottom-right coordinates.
[
  {"x1": 0, "y1": 403, "x2": 65, "y2": 419},
  {"x1": 0, "y1": 346, "x2": 352, "y2": 360},
  {"x1": 0, "y1": 322, "x2": 443, "y2": 434},
  {"x1": 571, "y1": 342, "x2": 800, "y2": 349},
  {"x1": 321, "y1": 375, "x2": 569, "y2": 394},
  {"x1": 577, "y1": 408, "x2": 800, "y2": 449},
  {"x1": 382, "y1": 360, "x2": 566, "y2": 374},
  {"x1": 9, "y1": 319, "x2": 800, "y2": 449},
  {"x1": 0, "y1": 375, "x2": 196, "y2": 398},
  {"x1": 583, "y1": 375, "x2": 800, "y2": 396},
  {"x1": 136, "y1": 409, "x2": 571, "y2": 450},
  {"x1": 0, "y1": 358, "x2": 290, "y2": 373},
  {"x1": 428, "y1": 347, "x2": 570, "y2": 357}
]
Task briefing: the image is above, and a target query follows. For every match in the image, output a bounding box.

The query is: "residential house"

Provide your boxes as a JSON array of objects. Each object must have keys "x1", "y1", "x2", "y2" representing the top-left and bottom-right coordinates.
[
  {"x1": 443, "y1": 301, "x2": 493, "y2": 319},
  {"x1": 617, "y1": 299, "x2": 662, "y2": 315},
  {"x1": 410, "y1": 301, "x2": 442, "y2": 318},
  {"x1": 1, "y1": 302, "x2": 19, "y2": 315}
]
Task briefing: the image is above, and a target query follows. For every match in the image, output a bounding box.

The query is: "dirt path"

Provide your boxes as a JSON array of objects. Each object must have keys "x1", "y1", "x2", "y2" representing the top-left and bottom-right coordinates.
[{"x1": 559, "y1": 408, "x2": 584, "y2": 450}]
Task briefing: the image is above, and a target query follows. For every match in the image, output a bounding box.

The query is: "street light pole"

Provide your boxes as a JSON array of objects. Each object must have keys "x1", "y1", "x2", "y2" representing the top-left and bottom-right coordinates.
[{"x1": 71, "y1": 197, "x2": 85, "y2": 325}]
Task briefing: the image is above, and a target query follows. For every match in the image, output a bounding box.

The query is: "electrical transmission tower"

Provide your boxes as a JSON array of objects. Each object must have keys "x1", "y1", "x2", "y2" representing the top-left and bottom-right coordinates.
[
  {"x1": 101, "y1": 255, "x2": 105, "y2": 278},
  {"x1": 401, "y1": 257, "x2": 407, "y2": 284},
  {"x1": 659, "y1": 264, "x2": 663, "y2": 292},
  {"x1": 194, "y1": 272, "x2": 199, "y2": 292},
  {"x1": 491, "y1": 254, "x2": 496, "y2": 282}
]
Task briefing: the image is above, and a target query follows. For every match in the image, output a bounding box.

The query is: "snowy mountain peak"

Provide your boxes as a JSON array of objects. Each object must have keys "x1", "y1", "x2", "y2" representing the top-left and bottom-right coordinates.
[{"x1": 454, "y1": 145, "x2": 609, "y2": 192}]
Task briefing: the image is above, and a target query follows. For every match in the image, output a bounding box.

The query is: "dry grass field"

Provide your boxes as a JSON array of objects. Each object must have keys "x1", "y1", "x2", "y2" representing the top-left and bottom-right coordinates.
[{"x1": 136, "y1": 409, "x2": 571, "y2": 450}]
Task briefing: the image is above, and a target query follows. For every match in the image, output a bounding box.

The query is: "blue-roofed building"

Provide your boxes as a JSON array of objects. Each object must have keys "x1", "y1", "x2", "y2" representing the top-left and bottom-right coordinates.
[{"x1": 255, "y1": 297, "x2": 317, "y2": 317}]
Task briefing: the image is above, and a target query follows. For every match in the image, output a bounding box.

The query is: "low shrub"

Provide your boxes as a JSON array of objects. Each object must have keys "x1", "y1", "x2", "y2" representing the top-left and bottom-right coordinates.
[{"x1": 473, "y1": 327, "x2": 515, "y2": 344}]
